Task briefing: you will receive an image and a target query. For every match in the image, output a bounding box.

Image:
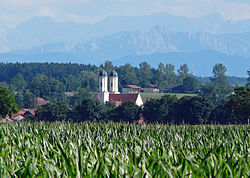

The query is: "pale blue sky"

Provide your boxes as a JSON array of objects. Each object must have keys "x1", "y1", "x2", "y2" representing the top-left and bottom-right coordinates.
[{"x1": 0, "y1": 0, "x2": 250, "y2": 26}]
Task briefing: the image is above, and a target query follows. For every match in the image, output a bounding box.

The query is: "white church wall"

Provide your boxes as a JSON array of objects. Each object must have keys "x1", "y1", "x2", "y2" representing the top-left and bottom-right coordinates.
[{"x1": 135, "y1": 94, "x2": 144, "y2": 107}]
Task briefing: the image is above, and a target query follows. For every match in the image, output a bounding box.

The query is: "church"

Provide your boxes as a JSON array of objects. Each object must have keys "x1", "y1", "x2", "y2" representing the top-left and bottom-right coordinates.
[{"x1": 97, "y1": 70, "x2": 143, "y2": 107}]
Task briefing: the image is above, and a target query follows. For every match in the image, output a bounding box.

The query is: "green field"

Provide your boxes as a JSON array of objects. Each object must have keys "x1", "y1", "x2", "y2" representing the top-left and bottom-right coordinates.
[
  {"x1": 141, "y1": 93, "x2": 197, "y2": 99},
  {"x1": 0, "y1": 122, "x2": 249, "y2": 177}
]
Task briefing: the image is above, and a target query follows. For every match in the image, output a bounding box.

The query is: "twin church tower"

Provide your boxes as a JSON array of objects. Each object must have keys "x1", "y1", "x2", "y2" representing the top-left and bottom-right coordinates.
[{"x1": 98, "y1": 70, "x2": 120, "y2": 103}]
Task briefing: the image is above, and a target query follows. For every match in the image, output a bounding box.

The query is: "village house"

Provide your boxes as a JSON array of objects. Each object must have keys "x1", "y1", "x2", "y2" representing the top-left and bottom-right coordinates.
[
  {"x1": 12, "y1": 108, "x2": 37, "y2": 121},
  {"x1": 10, "y1": 97, "x2": 50, "y2": 121}
]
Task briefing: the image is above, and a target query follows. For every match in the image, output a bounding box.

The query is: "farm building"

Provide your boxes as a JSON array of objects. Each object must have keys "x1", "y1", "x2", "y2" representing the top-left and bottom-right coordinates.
[
  {"x1": 140, "y1": 88, "x2": 159, "y2": 93},
  {"x1": 122, "y1": 85, "x2": 141, "y2": 94}
]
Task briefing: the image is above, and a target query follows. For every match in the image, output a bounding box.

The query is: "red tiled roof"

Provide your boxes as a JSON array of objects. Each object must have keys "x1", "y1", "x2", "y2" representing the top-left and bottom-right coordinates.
[
  {"x1": 37, "y1": 97, "x2": 45, "y2": 101},
  {"x1": 109, "y1": 94, "x2": 139, "y2": 103},
  {"x1": 27, "y1": 108, "x2": 38, "y2": 115},
  {"x1": 36, "y1": 97, "x2": 50, "y2": 106},
  {"x1": 125, "y1": 85, "x2": 141, "y2": 89},
  {"x1": 12, "y1": 113, "x2": 24, "y2": 118},
  {"x1": 12, "y1": 108, "x2": 38, "y2": 118},
  {"x1": 30, "y1": 97, "x2": 50, "y2": 106}
]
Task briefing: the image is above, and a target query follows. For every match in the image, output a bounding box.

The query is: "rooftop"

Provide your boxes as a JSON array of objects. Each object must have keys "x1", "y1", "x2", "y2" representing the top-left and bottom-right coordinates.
[
  {"x1": 109, "y1": 93, "x2": 139, "y2": 103},
  {"x1": 124, "y1": 85, "x2": 141, "y2": 89}
]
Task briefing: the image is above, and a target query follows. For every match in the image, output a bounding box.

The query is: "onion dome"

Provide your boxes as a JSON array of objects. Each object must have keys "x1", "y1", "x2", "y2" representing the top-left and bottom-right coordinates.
[
  {"x1": 110, "y1": 70, "x2": 118, "y2": 77},
  {"x1": 99, "y1": 69, "x2": 108, "y2": 76}
]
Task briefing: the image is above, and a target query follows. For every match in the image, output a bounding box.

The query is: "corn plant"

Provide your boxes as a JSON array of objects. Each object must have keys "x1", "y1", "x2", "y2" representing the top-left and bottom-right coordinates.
[{"x1": 0, "y1": 122, "x2": 249, "y2": 177}]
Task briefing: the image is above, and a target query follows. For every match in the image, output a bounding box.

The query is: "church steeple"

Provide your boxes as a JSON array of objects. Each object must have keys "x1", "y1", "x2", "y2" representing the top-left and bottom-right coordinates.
[
  {"x1": 98, "y1": 70, "x2": 109, "y2": 104},
  {"x1": 109, "y1": 70, "x2": 119, "y2": 94},
  {"x1": 99, "y1": 69, "x2": 108, "y2": 92}
]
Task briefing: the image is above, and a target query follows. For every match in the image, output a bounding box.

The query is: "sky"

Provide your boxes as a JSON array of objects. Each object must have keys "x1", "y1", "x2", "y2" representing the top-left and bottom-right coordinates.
[{"x1": 0, "y1": 0, "x2": 250, "y2": 26}]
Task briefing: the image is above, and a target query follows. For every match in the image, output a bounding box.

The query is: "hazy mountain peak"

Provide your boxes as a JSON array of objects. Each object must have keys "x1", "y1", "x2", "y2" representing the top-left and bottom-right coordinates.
[{"x1": 0, "y1": 13, "x2": 249, "y2": 53}]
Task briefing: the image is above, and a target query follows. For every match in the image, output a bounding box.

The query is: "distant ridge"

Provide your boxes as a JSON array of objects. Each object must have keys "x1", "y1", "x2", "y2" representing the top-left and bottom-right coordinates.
[
  {"x1": 0, "y1": 13, "x2": 250, "y2": 53},
  {"x1": 113, "y1": 50, "x2": 249, "y2": 77},
  {"x1": 0, "y1": 50, "x2": 249, "y2": 77}
]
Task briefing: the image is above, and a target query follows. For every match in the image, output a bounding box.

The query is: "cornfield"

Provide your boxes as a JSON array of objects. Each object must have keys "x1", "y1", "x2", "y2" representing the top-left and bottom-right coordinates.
[{"x1": 0, "y1": 122, "x2": 249, "y2": 177}]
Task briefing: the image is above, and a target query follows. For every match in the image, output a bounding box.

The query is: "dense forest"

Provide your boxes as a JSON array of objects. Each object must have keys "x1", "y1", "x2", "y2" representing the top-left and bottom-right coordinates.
[
  {"x1": 0, "y1": 62, "x2": 247, "y2": 89},
  {"x1": 0, "y1": 62, "x2": 249, "y2": 125}
]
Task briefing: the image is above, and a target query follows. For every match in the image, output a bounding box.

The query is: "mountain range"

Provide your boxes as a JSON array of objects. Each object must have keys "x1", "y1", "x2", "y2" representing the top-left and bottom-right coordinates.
[
  {"x1": 0, "y1": 13, "x2": 249, "y2": 76},
  {"x1": 1, "y1": 13, "x2": 250, "y2": 52}
]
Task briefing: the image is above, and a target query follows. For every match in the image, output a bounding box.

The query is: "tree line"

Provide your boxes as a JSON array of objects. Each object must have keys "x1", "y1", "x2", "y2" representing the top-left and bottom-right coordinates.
[
  {"x1": 0, "y1": 62, "x2": 249, "y2": 124},
  {"x1": 28, "y1": 86, "x2": 249, "y2": 125},
  {"x1": 0, "y1": 62, "x2": 248, "y2": 107},
  {"x1": 0, "y1": 85, "x2": 249, "y2": 124}
]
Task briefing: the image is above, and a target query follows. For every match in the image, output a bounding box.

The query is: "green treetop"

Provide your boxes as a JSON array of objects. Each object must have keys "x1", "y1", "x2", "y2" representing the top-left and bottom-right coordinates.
[{"x1": 0, "y1": 87, "x2": 18, "y2": 119}]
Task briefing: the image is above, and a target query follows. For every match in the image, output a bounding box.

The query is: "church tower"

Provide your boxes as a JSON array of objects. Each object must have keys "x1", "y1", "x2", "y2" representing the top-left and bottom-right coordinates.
[
  {"x1": 109, "y1": 70, "x2": 120, "y2": 94},
  {"x1": 97, "y1": 70, "x2": 109, "y2": 103}
]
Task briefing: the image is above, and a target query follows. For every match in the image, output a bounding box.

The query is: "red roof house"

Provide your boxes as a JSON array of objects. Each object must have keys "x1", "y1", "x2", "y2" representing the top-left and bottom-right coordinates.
[{"x1": 12, "y1": 108, "x2": 38, "y2": 121}]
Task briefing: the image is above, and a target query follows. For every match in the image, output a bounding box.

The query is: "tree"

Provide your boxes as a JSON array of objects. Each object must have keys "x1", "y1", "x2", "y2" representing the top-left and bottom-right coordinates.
[
  {"x1": 111, "y1": 101, "x2": 140, "y2": 123},
  {"x1": 177, "y1": 64, "x2": 189, "y2": 81},
  {"x1": 165, "y1": 64, "x2": 177, "y2": 85},
  {"x1": 30, "y1": 74, "x2": 65, "y2": 102},
  {"x1": 73, "y1": 97, "x2": 106, "y2": 122},
  {"x1": 62, "y1": 74, "x2": 81, "y2": 92},
  {"x1": 138, "y1": 62, "x2": 153, "y2": 87},
  {"x1": 34, "y1": 103, "x2": 70, "y2": 122},
  {"x1": 247, "y1": 70, "x2": 250, "y2": 87},
  {"x1": 143, "y1": 95, "x2": 178, "y2": 123},
  {"x1": 68, "y1": 88, "x2": 95, "y2": 107},
  {"x1": 225, "y1": 87, "x2": 250, "y2": 123},
  {"x1": 79, "y1": 71, "x2": 98, "y2": 91},
  {"x1": 210, "y1": 101, "x2": 236, "y2": 125},
  {"x1": 0, "y1": 82, "x2": 8, "y2": 88},
  {"x1": 200, "y1": 64, "x2": 232, "y2": 104},
  {"x1": 171, "y1": 96, "x2": 213, "y2": 124},
  {"x1": 104, "y1": 101, "x2": 116, "y2": 121},
  {"x1": 48, "y1": 77, "x2": 65, "y2": 102},
  {"x1": 30, "y1": 74, "x2": 50, "y2": 97},
  {"x1": 9, "y1": 73, "x2": 27, "y2": 92},
  {"x1": 0, "y1": 87, "x2": 18, "y2": 119},
  {"x1": 117, "y1": 64, "x2": 138, "y2": 89},
  {"x1": 23, "y1": 90, "x2": 38, "y2": 108},
  {"x1": 154, "y1": 63, "x2": 168, "y2": 90},
  {"x1": 182, "y1": 75, "x2": 200, "y2": 93},
  {"x1": 211, "y1": 63, "x2": 227, "y2": 82},
  {"x1": 14, "y1": 92, "x2": 24, "y2": 108}
]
